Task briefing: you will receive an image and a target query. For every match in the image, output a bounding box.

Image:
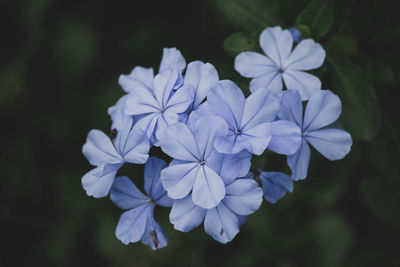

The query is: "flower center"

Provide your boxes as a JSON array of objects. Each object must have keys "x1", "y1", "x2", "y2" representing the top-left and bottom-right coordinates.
[
  {"x1": 200, "y1": 159, "x2": 206, "y2": 165},
  {"x1": 234, "y1": 129, "x2": 241, "y2": 135}
]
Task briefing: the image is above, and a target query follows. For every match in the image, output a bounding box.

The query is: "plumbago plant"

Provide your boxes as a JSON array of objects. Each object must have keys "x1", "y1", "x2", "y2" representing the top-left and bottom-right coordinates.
[{"x1": 81, "y1": 26, "x2": 352, "y2": 249}]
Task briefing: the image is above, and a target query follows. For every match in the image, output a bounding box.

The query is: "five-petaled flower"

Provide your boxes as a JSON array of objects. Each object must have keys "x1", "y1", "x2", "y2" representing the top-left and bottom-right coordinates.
[
  {"x1": 235, "y1": 26, "x2": 325, "y2": 100},
  {"x1": 110, "y1": 157, "x2": 173, "y2": 250}
]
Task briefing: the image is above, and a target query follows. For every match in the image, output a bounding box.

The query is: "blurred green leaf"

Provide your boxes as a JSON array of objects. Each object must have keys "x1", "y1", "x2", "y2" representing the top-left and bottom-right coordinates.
[
  {"x1": 209, "y1": 0, "x2": 282, "y2": 32},
  {"x1": 359, "y1": 178, "x2": 400, "y2": 226},
  {"x1": 279, "y1": 0, "x2": 308, "y2": 26},
  {"x1": 312, "y1": 213, "x2": 353, "y2": 267},
  {"x1": 328, "y1": 57, "x2": 381, "y2": 141},
  {"x1": 296, "y1": 0, "x2": 334, "y2": 38},
  {"x1": 326, "y1": 34, "x2": 359, "y2": 56},
  {"x1": 223, "y1": 32, "x2": 259, "y2": 57}
]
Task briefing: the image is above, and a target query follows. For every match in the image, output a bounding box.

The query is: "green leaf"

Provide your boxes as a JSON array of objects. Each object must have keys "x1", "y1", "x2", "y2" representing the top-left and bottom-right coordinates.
[
  {"x1": 209, "y1": 0, "x2": 282, "y2": 32},
  {"x1": 328, "y1": 57, "x2": 381, "y2": 141},
  {"x1": 223, "y1": 32, "x2": 259, "y2": 57},
  {"x1": 296, "y1": 0, "x2": 334, "y2": 38}
]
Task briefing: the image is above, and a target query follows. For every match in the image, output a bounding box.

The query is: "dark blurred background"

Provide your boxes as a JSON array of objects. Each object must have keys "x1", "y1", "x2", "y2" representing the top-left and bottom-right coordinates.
[{"x1": 1, "y1": 0, "x2": 400, "y2": 266}]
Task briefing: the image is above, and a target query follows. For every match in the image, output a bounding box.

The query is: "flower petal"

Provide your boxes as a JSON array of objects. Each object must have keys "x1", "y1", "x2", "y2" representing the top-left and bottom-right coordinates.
[
  {"x1": 249, "y1": 71, "x2": 283, "y2": 94},
  {"x1": 144, "y1": 157, "x2": 172, "y2": 207},
  {"x1": 192, "y1": 165, "x2": 226, "y2": 209},
  {"x1": 160, "y1": 163, "x2": 199, "y2": 199},
  {"x1": 234, "y1": 51, "x2": 277, "y2": 78},
  {"x1": 223, "y1": 178, "x2": 263, "y2": 216},
  {"x1": 159, "y1": 47, "x2": 186, "y2": 73},
  {"x1": 184, "y1": 61, "x2": 219, "y2": 108},
  {"x1": 282, "y1": 70, "x2": 321, "y2": 100},
  {"x1": 259, "y1": 26, "x2": 293, "y2": 67},
  {"x1": 118, "y1": 66, "x2": 154, "y2": 93},
  {"x1": 287, "y1": 139, "x2": 310, "y2": 180},
  {"x1": 241, "y1": 122, "x2": 272, "y2": 155},
  {"x1": 303, "y1": 90, "x2": 342, "y2": 131},
  {"x1": 115, "y1": 204, "x2": 152, "y2": 245},
  {"x1": 82, "y1": 130, "x2": 122, "y2": 166},
  {"x1": 82, "y1": 163, "x2": 122, "y2": 198},
  {"x1": 110, "y1": 176, "x2": 149, "y2": 209},
  {"x1": 165, "y1": 84, "x2": 194, "y2": 113},
  {"x1": 153, "y1": 70, "x2": 180, "y2": 108},
  {"x1": 169, "y1": 195, "x2": 206, "y2": 232},
  {"x1": 278, "y1": 89, "x2": 303, "y2": 127},
  {"x1": 141, "y1": 215, "x2": 168, "y2": 250},
  {"x1": 124, "y1": 88, "x2": 160, "y2": 116},
  {"x1": 193, "y1": 115, "x2": 228, "y2": 160},
  {"x1": 204, "y1": 203, "x2": 239, "y2": 244},
  {"x1": 241, "y1": 88, "x2": 280, "y2": 130},
  {"x1": 258, "y1": 171, "x2": 293, "y2": 204},
  {"x1": 305, "y1": 128, "x2": 352, "y2": 160},
  {"x1": 284, "y1": 39, "x2": 325, "y2": 71},
  {"x1": 207, "y1": 80, "x2": 245, "y2": 129},
  {"x1": 159, "y1": 122, "x2": 200, "y2": 161},
  {"x1": 268, "y1": 120, "x2": 302, "y2": 155}
]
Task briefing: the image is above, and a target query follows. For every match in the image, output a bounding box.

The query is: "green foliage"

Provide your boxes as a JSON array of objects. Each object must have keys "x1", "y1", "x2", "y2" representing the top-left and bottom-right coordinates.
[
  {"x1": 328, "y1": 57, "x2": 381, "y2": 141},
  {"x1": 296, "y1": 0, "x2": 334, "y2": 38},
  {"x1": 209, "y1": 0, "x2": 282, "y2": 32},
  {"x1": 223, "y1": 32, "x2": 259, "y2": 57}
]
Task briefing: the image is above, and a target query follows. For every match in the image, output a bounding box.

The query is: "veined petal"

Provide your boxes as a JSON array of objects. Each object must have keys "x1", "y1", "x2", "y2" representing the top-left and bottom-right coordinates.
[
  {"x1": 124, "y1": 88, "x2": 160, "y2": 115},
  {"x1": 118, "y1": 66, "x2": 154, "y2": 93},
  {"x1": 287, "y1": 139, "x2": 310, "y2": 180},
  {"x1": 258, "y1": 171, "x2": 293, "y2": 204},
  {"x1": 284, "y1": 39, "x2": 325, "y2": 71},
  {"x1": 303, "y1": 90, "x2": 342, "y2": 132},
  {"x1": 223, "y1": 178, "x2": 263, "y2": 216},
  {"x1": 259, "y1": 26, "x2": 293, "y2": 67},
  {"x1": 159, "y1": 47, "x2": 186, "y2": 73},
  {"x1": 192, "y1": 165, "x2": 226, "y2": 209},
  {"x1": 170, "y1": 195, "x2": 206, "y2": 232},
  {"x1": 193, "y1": 116, "x2": 229, "y2": 160},
  {"x1": 165, "y1": 84, "x2": 194, "y2": 113},
  {"x1": 82, "y1": 163, "x2": 121, "y2": 198},
  {"x1": 249, "y1": 71, "x2": 283, "y2": 94},
  {"x1": 153, "y1": 70, "x2": 179, "y2": 108},
  {"x1": 207, "y1": 80, "x2": 245, "y2": 129},
  {"x1": 141, "y1": 215, "x2": 168, "y2": 250},
  {"x1": 110, "y1": 176, "x2": 149, "y2": 209},
  {"x1": 305, "y1": 128, "x2": 352, "y2": 160},
  {"x1": 82, "y1": 130, "x2": 122, "y2": 166},
  {"x1": 207, "y1": 151, "x2": 252, "y2": 185},
  {"x1": 160, "y1": 163, "x2": 199, "y2": 199},
  {"x1": 115, "y1": 204, "x2": 151, "y2": 245},
  {"x1": 241, "y1": 122, "x2": 272, "y2": 155},
  {"x1": 278, "y1": 89, "x2": 303, "y2": 127},
  {"x1": 159, "y1": 123, "x2": 200, "y2": 161},
  {"x1": 184, "y1": 61, "x2": 219, "y2": 108},
  {"x1": 154, "y1": 111, "x2": 180, "y2": 143},
  {"x1": 282, "y1": 70, "x2": 321, "y2": 100},
  {"x1": 234, "y1": 51, "x2": 278, "y2": 78},
  {"x1": 242, "y1": 88, "x2": 280, "y2": 130},
  {"x1": 268, "y1": 120, "x2": 302, "y2": 155},
  {"x1": 144, "y1": 157, "x2": 172, "y2": 207},
  {"x1": 186, "y1": 102, "x2": 214, "y2": 128},
  {"x1": 204, "y1": 203, "x2": 239, "y2": 244}
]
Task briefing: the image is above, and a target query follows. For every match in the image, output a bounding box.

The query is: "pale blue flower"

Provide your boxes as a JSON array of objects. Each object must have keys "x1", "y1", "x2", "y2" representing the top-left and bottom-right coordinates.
[
  {"x1": 169, "y1": 172, "x2": 262, "y2": 244},
  {"x1": 124, "y1": 69, "x2": 194, "y2": 145},
  {"x1": 235, "y1": 26, "x2": 325, "y2": 100},
  {"x1": 288, "y1": 27, "x2": 302, "y2": 43},
  {"x1": 81, "y1": 116, "x2": 150, "y2": 198},
  {"x1": 206, "y1": 80, "x2": 302, "y2": 156},
  {"x1": 159, "y1": 115, "x2": 231, "y2": 209},
  {"x1": 110, "y1": 157, "x2": 172, "y2": 250},
  {"x1": 279, "y1": 89, "x2": 353, "y2": 180},
  {"x1": 109, "y1": 48, "x2": 186, "y2": 132},
  {"x1": 179, "y1": 61, "x2": 219, "y2": 122},
  {"x1": 257, "y1": 170, "x2": 293, "y2": 203}
]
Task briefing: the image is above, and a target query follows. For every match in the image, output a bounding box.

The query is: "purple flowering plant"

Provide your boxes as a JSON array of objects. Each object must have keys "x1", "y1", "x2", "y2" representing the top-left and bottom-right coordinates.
[{"x1": 82, "y1": 26, "x2": 352, "y2": 249}]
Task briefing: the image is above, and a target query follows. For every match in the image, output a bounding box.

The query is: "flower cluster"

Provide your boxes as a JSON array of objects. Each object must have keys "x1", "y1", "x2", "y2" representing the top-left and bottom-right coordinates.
[{"x1": 82, "y1": 26, "x2": 352, "y2": 249}]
